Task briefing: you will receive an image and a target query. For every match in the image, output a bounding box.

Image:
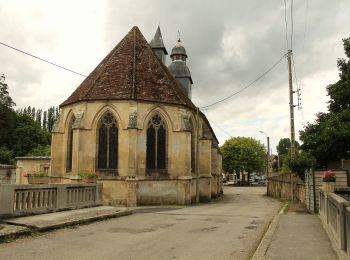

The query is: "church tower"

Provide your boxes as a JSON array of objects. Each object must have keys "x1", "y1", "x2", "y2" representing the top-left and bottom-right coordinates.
[
  {"x1": 149, "y1": 26, "x2": 168, "y2": 64},
  {"x1": 168, "y1": 38, "x2": 193, "y2": 99}
]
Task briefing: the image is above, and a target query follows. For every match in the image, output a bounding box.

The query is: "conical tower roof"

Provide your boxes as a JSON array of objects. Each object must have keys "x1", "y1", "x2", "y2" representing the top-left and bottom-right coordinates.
[
  {"x1": 61, "y1": 26, "x2": 194, "y2": 109},
  {"x1": 149, "y1": 26, "x2": 168, "y2": 54}
]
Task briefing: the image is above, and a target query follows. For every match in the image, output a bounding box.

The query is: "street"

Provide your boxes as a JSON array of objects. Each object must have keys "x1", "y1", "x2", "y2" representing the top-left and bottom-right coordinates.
[{"x1": 0, "y1": 186, "x2": 281, "y2": 260}]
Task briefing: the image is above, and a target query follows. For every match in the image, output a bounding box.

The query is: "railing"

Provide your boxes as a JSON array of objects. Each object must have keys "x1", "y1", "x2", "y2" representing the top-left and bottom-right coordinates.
[
  {"x1": 0, "y1": 183, "x2": 102, "y2": 218},
  {"x1": 14, "y1": 188, "x2": 57, "y2": 213},
  {"x1": 66, "y1": 186, "x2": 96, "y2": 206},
  {"x1": 319, "y1": 189, "x2": 349, "y2": 257}
]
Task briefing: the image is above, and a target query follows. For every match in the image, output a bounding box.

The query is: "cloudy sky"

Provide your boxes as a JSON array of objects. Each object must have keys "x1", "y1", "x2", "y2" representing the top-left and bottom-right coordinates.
[{"x1": 0, "y1": 0, "x2": 349, "y2": 152}]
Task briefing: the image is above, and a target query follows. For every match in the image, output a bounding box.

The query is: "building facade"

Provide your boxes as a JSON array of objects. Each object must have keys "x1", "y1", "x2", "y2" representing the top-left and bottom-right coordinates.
[{"x1": 50, "y1": 26, "x2": 222, "y2": 206}]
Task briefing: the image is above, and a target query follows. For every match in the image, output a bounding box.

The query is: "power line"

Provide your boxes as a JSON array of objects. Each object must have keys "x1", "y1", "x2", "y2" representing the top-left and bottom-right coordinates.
[
  {"x1": 199, "y1": 53, "x2": 287, "y2": 110},
  {"x1": 207, "y1": 118, "x2": 232, "y2": 138},
  {"x1": 0, "y1": 41, "x2": 87, "y2": 77},
  {"x1": 283, "y1": 0, "x2": 289, "y2": 49}
]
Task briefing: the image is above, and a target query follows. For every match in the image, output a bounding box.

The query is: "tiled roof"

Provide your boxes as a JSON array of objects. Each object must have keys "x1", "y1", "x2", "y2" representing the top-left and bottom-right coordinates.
[{"x1": 60, "y1": 26, "x2": 195, "y2": 109}]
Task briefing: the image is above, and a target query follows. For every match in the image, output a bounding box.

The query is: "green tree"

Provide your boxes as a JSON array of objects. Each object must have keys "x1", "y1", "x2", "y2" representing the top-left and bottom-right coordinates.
[
  {"x1": 276, "y1": 138, "x2": 300, "y2": 156},
  {"x1": 283, "y1": 151, "x2": 316, "y2": 180},
  {"x1": 300, "y1": 37, "x2": 350, "y2": 166},
  {"x1": 0, "y1": 74, "x2": 16, "y2": 156},
  {"x1": 221, "y1": 136, "x2": 266, "y2": 183},
  {"x1": 11, "y1": 113, "x2": 51, "y2": 157}
]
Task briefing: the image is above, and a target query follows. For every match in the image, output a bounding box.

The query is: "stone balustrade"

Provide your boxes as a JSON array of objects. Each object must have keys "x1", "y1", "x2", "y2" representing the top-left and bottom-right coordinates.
[
  {"x1": 0, "y1": 183, "x2": 103, "y2": 218},
  {"x1": 319, "y1": 189, "x2": 349, "y2": 258}
]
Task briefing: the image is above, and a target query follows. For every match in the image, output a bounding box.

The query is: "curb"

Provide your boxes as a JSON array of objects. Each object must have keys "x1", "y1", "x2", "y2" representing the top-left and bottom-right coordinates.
[
  {"x1": 0, "y1": 209, "x2": 133, "y2": 242},
  {"x1": 31, "y1": 209, "x2": 133, "y2": 232},
  {"x1": 251, "y1": 202, "x2": 288, "y2": 260}
]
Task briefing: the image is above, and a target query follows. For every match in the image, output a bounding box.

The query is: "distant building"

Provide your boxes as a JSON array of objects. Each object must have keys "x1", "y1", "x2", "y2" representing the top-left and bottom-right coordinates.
[{"x1": 50, "y1": 26, "x2": 222, "y2": 206}]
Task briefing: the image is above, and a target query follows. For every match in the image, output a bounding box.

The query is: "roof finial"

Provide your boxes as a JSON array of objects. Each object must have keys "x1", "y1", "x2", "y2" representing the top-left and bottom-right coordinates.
[{"x1": 177, "y1": 30, "x2": 181, "y2": 43}]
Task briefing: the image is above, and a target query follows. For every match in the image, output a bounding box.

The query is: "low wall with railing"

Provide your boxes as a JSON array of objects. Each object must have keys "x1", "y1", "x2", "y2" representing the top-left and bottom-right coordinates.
[
  {"x1": 319, "y1": 189, "x2": 349, "y2": 258},
  {"x1": 0, "y1": 183, "x2": 103, "y2": 218}
]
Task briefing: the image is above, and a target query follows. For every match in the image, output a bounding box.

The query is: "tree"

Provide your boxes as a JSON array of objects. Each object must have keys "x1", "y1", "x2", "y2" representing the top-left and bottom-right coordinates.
[
  {"x1": 0, "y1": 74, "x2": 16, "y2": 149},
  {"x1": 276, "y1": 138, "x2": 300, "y2": 156},
  {"x1": 11, "y1": 113, "x2": 51, "y2": 157},
  {"x1": 221, "y1": 137, "x2": 266, "y2": 183},
  {"x1": 0, "y1": 74, "x2": 15, "y2": 108},
  {"x1": 300, "y1": 37, "x2": 350, "y2": 166},
  {"x1": 283, "y1": 151, "x2": 316, "y2": 180}
]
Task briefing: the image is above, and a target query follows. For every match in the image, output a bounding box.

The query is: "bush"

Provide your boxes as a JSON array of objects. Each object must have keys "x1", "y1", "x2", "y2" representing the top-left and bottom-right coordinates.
[{"x1": 284, "y1": 151, "x2": 316, "y2": 180}]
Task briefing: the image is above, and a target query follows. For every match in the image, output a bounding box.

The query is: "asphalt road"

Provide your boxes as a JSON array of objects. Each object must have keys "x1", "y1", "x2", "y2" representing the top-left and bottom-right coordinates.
[{"x1": 0, "y1": 186, "x2": 281, "y2": 260}]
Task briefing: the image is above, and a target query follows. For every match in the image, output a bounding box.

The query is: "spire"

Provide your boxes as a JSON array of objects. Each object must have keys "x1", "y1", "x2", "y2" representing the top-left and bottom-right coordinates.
[
  {"x1": 168, "y1": 35, "x2": 193, "y2": 99},
  {"x1": 150, "y1": 26, "x2": 168, "y2": 63}
]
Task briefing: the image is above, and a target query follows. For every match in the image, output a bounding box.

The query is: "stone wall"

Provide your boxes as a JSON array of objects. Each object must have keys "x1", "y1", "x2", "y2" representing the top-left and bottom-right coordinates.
[
  {"x1": 268, "y1": 170, "x2": 349, "y2": 213},
  {"x1": 0, "y1": 165, "x2": 16, "y2": 184},
  {"x1": 16, "y1": 157, "x2": 51, "y2": 184},
  {"x1": 305, "y1": 170, "x2": 348, "y2": 213},
  {"x1": 267, "y1": 173, "x2": 305, "y2": 204},
  {"x1": 319, "y1": 189, "x2": 349, "y2": 258}
]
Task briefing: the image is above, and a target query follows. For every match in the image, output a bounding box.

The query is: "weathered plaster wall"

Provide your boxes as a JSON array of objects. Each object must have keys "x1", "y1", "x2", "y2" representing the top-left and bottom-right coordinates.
[
  {"x1": 0, "y1": 165, "x2": 16, "y2": 184},
  {"x1": 15, "y1": 157, "x2": 51, "y2": 184}
]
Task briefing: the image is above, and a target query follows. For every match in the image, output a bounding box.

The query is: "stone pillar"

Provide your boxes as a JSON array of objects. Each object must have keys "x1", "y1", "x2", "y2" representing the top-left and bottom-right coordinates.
[
  {"x1": 127, "y1": 107, "x2": 138, "y2": 177},
  {"x1": 199, "y1": 139, "x2": 212, "y2": 177},
  {"x1": 0, "y1": 185, "x2": 15, "y2": 216},
  {"x1": 126, "y1": 177, "x2": 138, "y2": 207},
  {"x1": 50, "y1": 132, "x2": 65, "y2": 177},
  {"x1": 211, "y1": 148, "x2": 218, "y2": 198},
  {"x1": 128, "y1": 129, "x2": 138, "y2": 177},
  {"x1": 198, "y1": 139, "x2": 212, "y2": 202},
  {"x1": 177, "y1": 176, "x2": 192, "y2": 205}
]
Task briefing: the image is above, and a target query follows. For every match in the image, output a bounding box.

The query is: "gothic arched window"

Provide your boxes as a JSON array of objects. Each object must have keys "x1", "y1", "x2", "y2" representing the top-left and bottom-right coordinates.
[
  {"x1": 146, "y1": 114, "x2": 166, "y2": 172},
  {"x1": 66, "y1": 115, "x2": 75, "y2": 172},
  {"x1": 97, "y1": 112, "x2": 118, "y2": 170}
]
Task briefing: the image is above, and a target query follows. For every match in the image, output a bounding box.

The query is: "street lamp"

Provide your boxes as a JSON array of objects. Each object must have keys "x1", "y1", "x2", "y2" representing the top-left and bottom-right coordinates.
[{"x1": 259, "y1": 131, "x2": 270, "y2": 179}]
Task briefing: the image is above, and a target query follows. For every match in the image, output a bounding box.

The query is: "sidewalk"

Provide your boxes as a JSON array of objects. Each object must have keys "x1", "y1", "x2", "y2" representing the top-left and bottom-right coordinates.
[
  {"x1": 0, "y1": 206, "x2": 132, "y2": 240},
  {"x1": 253, "y1": 202, "x2": 339, "y2": 260}
]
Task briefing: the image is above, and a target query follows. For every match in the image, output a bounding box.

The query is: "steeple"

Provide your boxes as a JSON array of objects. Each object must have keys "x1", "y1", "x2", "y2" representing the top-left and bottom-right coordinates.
[
  {"x1": 168, "y1": 38, "x2": 193, "y2": 99},
  {"x1": 149, "y1": 26, "x2": 168, "y2": 64}
]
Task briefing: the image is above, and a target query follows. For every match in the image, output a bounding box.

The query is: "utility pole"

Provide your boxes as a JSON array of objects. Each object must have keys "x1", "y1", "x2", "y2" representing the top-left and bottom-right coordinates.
[
  {"x1": 267, "y1": 136, "x2": 270, "y2": 178},
  {"x1": 287, "y1": 49, "x2": 296, "y2": 159},
  {"x1": 195, "y1": 107, "x2": 200, "y2": 203}
]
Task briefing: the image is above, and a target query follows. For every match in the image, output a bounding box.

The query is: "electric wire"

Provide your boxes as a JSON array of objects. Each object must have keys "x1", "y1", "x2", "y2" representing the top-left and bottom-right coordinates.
[
  {"x1": 199, "y1": 53, "x2": 287, "y2": 110},
  {"x1": 207, "y1": 118, "x2": 232, "y2": 138},
  {"x1": 0, "y1": 41, "x2": 87, "y2": 77},
  {"x1": 283, "y1": 0, "x2": 289, "y2": 49}
]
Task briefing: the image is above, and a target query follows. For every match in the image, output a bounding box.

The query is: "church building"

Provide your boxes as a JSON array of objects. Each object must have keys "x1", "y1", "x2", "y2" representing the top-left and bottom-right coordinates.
[{"x1": 50, "y1": 26, "x2": 222, "y2": 206}]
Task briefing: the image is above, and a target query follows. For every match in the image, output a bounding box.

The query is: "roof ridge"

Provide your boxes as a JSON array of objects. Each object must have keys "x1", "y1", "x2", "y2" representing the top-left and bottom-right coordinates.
[
  {"x1": 81, "y1": 27, "x2": 136, "y2": 101},
  {"x1": 60, "y1": 26, "x2": 196, "y2": 110}
]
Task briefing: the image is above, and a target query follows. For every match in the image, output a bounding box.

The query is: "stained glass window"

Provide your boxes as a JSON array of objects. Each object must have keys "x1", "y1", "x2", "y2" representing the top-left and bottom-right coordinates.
[
  {"x1": 97, "y1": 112, "x2": 118, "y2": 170},
  {"x1": 66, "y1": 115, "x2": 75, "y2": 172},
  {"x1": 146, "y1": 114, "x2": 166, "y2": 172}
]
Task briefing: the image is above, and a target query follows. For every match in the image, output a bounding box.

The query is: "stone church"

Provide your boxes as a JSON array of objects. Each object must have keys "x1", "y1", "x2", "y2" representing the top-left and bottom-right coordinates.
[{"x1": 50, "y1": 26, "x2": 222, "y2": 206}]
